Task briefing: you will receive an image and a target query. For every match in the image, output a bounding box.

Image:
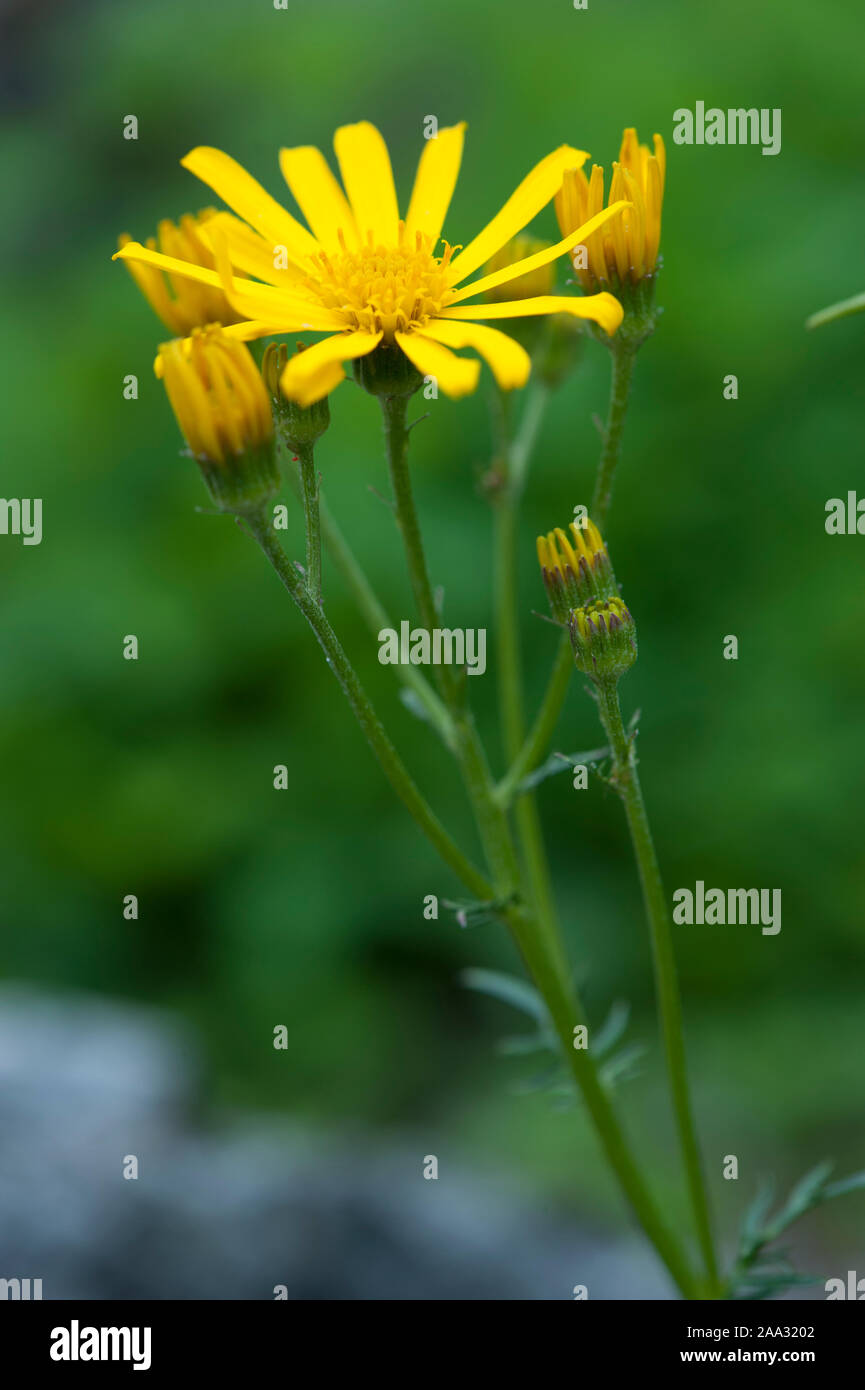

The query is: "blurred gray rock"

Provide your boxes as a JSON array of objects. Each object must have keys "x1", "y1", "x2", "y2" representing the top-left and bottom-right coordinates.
[{"x1": 0, "y1": 984, "x2": 671, "y2": 1299}]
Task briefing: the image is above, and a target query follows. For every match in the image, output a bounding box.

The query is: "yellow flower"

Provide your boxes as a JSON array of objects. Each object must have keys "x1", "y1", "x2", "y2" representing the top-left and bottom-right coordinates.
[
  {"x1": 555, "y1": 128, "x2": 665, "y2": 293},
  {"x1": 115, "y1": 122, "x2": 630, "y2": 405},
  {"x1": 118, "y1": 211, "x2": 243, "y2": 334},
  {"x1": 159, "y1": 325, "x2": 272, "y2": 464}
]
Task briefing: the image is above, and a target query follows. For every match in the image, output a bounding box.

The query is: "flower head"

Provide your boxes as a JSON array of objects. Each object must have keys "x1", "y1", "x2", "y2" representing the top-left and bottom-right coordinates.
[
  {"x1": 556, "y1": 127, "x2": 665, "y2": 295},
  {"x1": 159, "y1": 326, "x2": 278, "y2": 511},
  {"x1": 569, "y1": 597, "x2": 637, "y2": 679},
  {"x1": 116, "y1": 122, "x2": 630, "y2": 405},
  {"x1": 536, "y1": 516, "x2": 615, "y2": 622},
  {"x1": 118, "y1": 211, "x2": 243, "y2": 334}
]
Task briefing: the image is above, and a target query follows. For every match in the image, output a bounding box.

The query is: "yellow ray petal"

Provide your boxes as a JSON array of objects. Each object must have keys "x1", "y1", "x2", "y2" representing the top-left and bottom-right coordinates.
[
  {"x1": 405, "y1": 122, "x2": 466, "y2": 243},
  {"x1": 395, "y1": 330, "x2": 481, "y2": 398},
  {"x1": 607, "y1": 166, "x2": 631, "y2": 281},
  {"x1": 222, "y1": 280, "x2": 343, "y2": 329},
  {"x1": 197, "y1": 212, "x2": 305, "y2": 287},
  {"x1": 420, "y1": 320, "x2": 530, "y2": 391},
  {"x1": 210, "y1": 228, "x2": 346, "y2": 331},
  {"x1": 555, "y1": 165, "x2": 588, "y2": 243},
  {"x1": 162, "y1": 351, "x2": 221, "y2": 461},
  {"x1": 644, "y1": 156, "x2": 663, "y2": 269},
  {"x1": 653, "y1": 133, "x2": 666, "y2": 195},
  {"x1": 280, "y1": 329, "x2": 382, "y2": 406},
  {"x1": 279, "y1": 145, "x2": 359, "y2": 251},
  {"x1": 115, "y1": 240, "x2": 244, "y2": 293},
  {"x1": 447, "y1": 145, "x2": 588, "y2": 285},
  {"x1": 115, "y1": 241, "x2": 340, "y2": 331},
  {"x1": 440, "y1": 291, "x2": 624, "y2": 337},
  {"x1": 221, "y1": 320, "x2": 283, "y2": 341},
  {"x1": 119, "y1": 243, "x2": 187, "y2": 335},
  {"x1": 333, "y1": 122, "x2": 400, "y2": 245},
  {"x1": 447, "y1": 201, "x2": 631, "y2": 304},
  {"x1": 181, "y1": 146, "x2": 320, "y2": 265}
]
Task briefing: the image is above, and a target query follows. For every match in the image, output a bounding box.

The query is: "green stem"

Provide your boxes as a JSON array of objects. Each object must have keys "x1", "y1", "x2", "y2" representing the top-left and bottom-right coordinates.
[
  {"x1": 507, "y1": 380, "x2": 550, "y2": 497},
  {"x1": 381, "y1": 393, "x2": 457, "y2": 706},
  {"x1": 297, "y1": 442, "x2": 321, "y2": 605},
  {"x1": 282, "y1": 462, "x2": 452, "y2": 746},
  {"x1": 381, "y1": 394, "x2": 518, "y2": 890},
  {"x1": 313, "y1": 485, "x2": 453, "y2": 749},
  {"x1": 595, "y1": 676, "x2": 720, "y2": 1295},
  {"x1": 381, "y1": 390, "x2": 697, "y2": 1298},
  {"x1": 591, "y1": 342, "x2": 637, "y2": 534},
  {"x1": 496, "y1": 633, "x2": 573, "y2": 806},
  {"x1": 493, "y1": 383, "x2": 566, "y2": 974},
  {"x1": 245, "y1": 507, "x2": 492, "y2": 902}
]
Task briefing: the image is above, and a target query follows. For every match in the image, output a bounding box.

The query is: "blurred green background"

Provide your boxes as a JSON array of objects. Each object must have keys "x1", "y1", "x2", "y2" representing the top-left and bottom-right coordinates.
[{"x1": 1, "y1": 0, "x2": 863, "y2": 1287}]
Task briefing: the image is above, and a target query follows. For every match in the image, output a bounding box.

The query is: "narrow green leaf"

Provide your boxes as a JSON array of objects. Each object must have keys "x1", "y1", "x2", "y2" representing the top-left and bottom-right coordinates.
[
  {"x1": 496, "y1": 1031, "x2": 554, "y2": 1057},
  {"x1": 806, "y1": 290, "x2": 865, "y2": 330},
  {"x1": 823, "y1": 1169, "x2": 865, "y2": 1201},
  {"x1": 740, "y1": 1180, "x2": 775, "y2": 1258},
  {"x1": 600, "y1": 1042, "x2": 645, "y2": 1088},
  {"x1": 514, "y1": 1062, "x2": 566, "y2": 1095},
  {"x1": 459, "y1": 967, "x2": 549, "y2": 1024},
  {"x1": 592, "y1": 999, "x2": 630, "y2": 1057},
  {"x1": 516, "y1": 744, "x2": 610, "y2": 794},
  {"x1": 774, "y1": 1160, "x2": 835, "y2": 1231}
]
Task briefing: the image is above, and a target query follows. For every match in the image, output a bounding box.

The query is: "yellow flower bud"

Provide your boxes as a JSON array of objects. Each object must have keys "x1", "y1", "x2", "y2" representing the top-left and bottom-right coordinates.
[
  {"x1": 555, "y1": 129, "x2": 665, "y2": 295},
  {"x1": 159, "y1": 326, "x2": 278, "y2": 512}
]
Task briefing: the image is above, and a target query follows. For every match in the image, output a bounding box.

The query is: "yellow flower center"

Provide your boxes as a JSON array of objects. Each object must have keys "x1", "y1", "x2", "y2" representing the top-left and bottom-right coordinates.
[{"x1": 309, "y1": 225, "x2": 456, "y2": 341}]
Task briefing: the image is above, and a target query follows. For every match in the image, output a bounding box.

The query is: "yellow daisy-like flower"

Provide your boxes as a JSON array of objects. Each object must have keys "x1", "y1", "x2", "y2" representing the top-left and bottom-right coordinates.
[
  {"x1": 118, "y1": 211, "x2": 244, "y2": 335},
  {"x1": 555, "y1": 127, "x2": 665, "y2": 293},
  {"x1": 115, "y1": 122, "x2": 630, "y2": 406}
]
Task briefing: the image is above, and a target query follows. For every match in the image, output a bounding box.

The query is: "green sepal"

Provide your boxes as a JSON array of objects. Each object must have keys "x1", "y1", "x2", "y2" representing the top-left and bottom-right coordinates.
[
  {"x1": 196, "y1": 438, "x2": 280, "y2": 516},
  {"x1": 353, "y1": 342, "x2": 423, "y2": 399}
]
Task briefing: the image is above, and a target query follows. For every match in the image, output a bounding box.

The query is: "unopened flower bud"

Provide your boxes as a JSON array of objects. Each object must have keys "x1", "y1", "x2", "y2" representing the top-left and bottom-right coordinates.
[
  {"x1": 263, "y1": 343, "x2": 331, "y2": 450},
  {"x1": 536, "y1": 516, "x2": 616, "y2": 622},
  {"x1": 159, "y1": 325, "x2": 278, "y2": 513},
  {"x1": 555, "y1": 126, "x2": 665, "y2": 340},
  {"x1": 568, "y1": 597, "x2": 637, "y2": 680}
]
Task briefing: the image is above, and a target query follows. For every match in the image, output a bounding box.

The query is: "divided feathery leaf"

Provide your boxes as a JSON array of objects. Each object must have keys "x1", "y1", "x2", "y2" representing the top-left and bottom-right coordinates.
[{"x1": 728, "y1": 1160, "x2": 865, "y2": 1299}]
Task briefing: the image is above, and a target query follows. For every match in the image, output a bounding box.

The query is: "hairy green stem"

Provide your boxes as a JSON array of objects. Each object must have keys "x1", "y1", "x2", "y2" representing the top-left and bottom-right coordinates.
[
  {"x1": 595, "y1": 676, "x2": 720, "y2": 1295},
  {"x1": 297, "y1": 442, "x2": 322, "y2": 605},
  {"x1": 591, "y1": 342, "x2": 637, "y2": 534},
  {"x1": 282, "y1": 464, "x2": 453, "y2": 747},
  {"x1": 245, "y1": 507, "x2": 492, "y2": 902}
]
